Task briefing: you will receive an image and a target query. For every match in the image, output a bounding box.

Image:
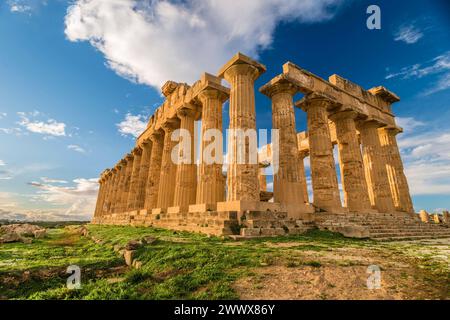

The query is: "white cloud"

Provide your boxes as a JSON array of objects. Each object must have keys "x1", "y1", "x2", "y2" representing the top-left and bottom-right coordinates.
[
  {"x1": 397, "y1": 117, "x2": 450, "y2": 196},
  {"x1": 17, "y1": 111, "x2": 66, "y2": 137},
  {"x1": 394, "y1": 24, "x2": 423, "y2": 44},
  {"x1": 0, "y1": 127, "x2": 24, "y2": 136},
  {"x1": 9, "y1": 3, "x2": 31, "y2": 13},
  {"x1": 117, "y1": 113, "x2": 147, "y2": 138},
  {"x1": 0, "y1": 112, "x2": 7, "y2": 119},
  {"x1": 67, "y1": 144, "x2": 86, "y2": 153},
  {"x1": 40, "y1": 177, "x2": 68, "y2": 184},
  {"x1": 26, "y1": 177, "x2": 99, "y2": 220},
  {"x1": 395, "y1": 117, "x2": 425, "y2": 134},
  {"x1": 386, "y1": 51, "x2": 450, "y2": 95},
  {"x1": 0, "y1": 160, "x2": 5, "y2": 166},
  {"x1": 64, "y1": 0, "x2": 343, "y2": 90},
  {"x1": 7, "y1": 0, "x2": 47, "y2": 14}
]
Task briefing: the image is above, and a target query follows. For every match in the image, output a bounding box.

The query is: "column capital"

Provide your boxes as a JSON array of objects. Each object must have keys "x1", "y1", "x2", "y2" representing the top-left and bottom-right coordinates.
[
  {"x1": 161, "y1": 118, "x2": 180, "y2": 133},
  {"x1": 198, "y1": 88, "x2": 229, "y2": 104},
  {"x1": 356, "y1": 118, "x2": 386, "y2": 130},
  {"x1": 177, "y1": 103, "x2": 199, "y2": 119},
  {"x1": 296, "y1": 92, "x2": 341, "y2": 112},
  {"x1": 125, "y1": 153, "x2": 134, "y2": 162},
  {"x1": 218, "y1": 52, "x2": 266, "y2": 81},
  {"x1": 131, "y1": 146, "x2": 142, "y2": 156},
  {"x1": 328, "y1": 109, "x2": 358, "y2": 122},
  {"x1": 138, "y1": 138, "x2": 151, "y2": 149},
  {"x1": 259, "y1": 75, "x2": 299, "y2": 98},
  {"x1": 149, "y1": 130, "x2": 164, "y2": 143}
]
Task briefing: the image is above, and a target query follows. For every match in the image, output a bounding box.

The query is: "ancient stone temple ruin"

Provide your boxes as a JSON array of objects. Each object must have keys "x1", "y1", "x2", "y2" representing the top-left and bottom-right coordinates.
[{"x1": 93, "y1": 53, "x2": 450, "y2": 241}]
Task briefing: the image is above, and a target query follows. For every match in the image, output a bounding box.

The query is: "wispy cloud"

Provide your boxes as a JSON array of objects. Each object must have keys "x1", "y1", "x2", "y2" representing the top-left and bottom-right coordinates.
[
  {"x1": 20, "y1": 177, "x2": 100, "y2": 221},
  {"x1": 64, "y1": 0, "x2": 344, "y2": 90},
  {"x1": 40, "y1": 177, "x2": 68, "y2": 184},
  {"x1": 397, "y1": 117, "x2": 450, "y2": 196},
  {"x1": 394, "y1": 24, "x2": 423, "y2": 44},
  {"x1": 67, "y1": 144, "x2": 86, "y2": 153},
  {"x1": 0, "y1": 160, "x2": 5, "y2": 166},
  {"x1": 386, "y1": 51, "x2": 450, "y2": 95},
  {"x1": 7, "y1": 0, "x2": 47, "y2": 15},
  {"x1": 0, "y1": 112, "x2": 7, "y2": 119},
  {"x1": 117, "y1": 113, "x2": 147, "y2": 138},
  {"x1": 17, "y1": 111, "x2": 66, "y2": 137}
]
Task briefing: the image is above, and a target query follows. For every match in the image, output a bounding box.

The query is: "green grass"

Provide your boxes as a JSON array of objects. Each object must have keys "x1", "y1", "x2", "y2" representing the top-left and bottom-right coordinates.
[{"x1": 1, "y1": 225, "x2": 448, "y2": 300}]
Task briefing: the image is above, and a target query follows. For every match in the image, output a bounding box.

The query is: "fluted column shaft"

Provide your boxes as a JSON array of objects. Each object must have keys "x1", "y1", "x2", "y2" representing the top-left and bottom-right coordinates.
[
  {"x1": 197, "y1": 90, "x2": 227, "y2": 204},
  {"x1": 224, "y1": 64, "x2": 261, "y2": 201},
  {"x1": 127, "y1": 148, "x2": 142, "y2": 211},
  {"x1": 145, "y1": 132, "x2": 164, "y2": 210},
  {"x1": 112, "y1": 163, "x2": 126, "y2": 213},
  {"x1": 100, "y1": 174, "x2": 113, "y2": 215},
  {"x1": 94, "y1": 178, "x2": 105, "y2": 218},
  {"x1": 379, "y1": 127, "x2": 414, "y2": 213},
  {"x1": 120, "y1": 155, "x2": 133, "y2": 212},
  {"x1": 359, "y1": 121, "x2": 395, "y2": 212},
  {"x1": 173, "y1": 108, "x2": 197, "y2": 208},
  {"x1": 304, "y1": 97, "x2": 342, "y2": 212},
  {"x1": 298, "y1": 151, "x2": 309, "y2": 204},
  {"x1": 331, "y1": 111, "x2": 372, "y2": 212},
  {"x1": 105, "y1": 170, "x2": 116, "y2": 214},
  {"x1": 136, "y1": 140, "x2": 152, "y2": 210},
  {"x1": 269, "y1": 84, "x2": 306, "y2": 205},
  {"x1": 157, "y1": 121, "x2": 180, "y2": 209}
]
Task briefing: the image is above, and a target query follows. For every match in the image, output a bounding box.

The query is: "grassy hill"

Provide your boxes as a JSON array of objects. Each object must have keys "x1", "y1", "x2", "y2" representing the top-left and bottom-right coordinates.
[{"x1": 0, "y1": 224, "x2": 448, "y2": 300}]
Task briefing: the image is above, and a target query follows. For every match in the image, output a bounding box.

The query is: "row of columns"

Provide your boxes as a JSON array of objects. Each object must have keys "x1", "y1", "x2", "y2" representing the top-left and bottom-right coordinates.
[
  {"x1": 94, "y1": 94, "x2": 231, "y2": 217},
  {"x1": 94, "y1": 53, "x2": 414, "y2": 219},
  {"x1": 260, "y1": 79, "x2": 413, "y2": 214}
]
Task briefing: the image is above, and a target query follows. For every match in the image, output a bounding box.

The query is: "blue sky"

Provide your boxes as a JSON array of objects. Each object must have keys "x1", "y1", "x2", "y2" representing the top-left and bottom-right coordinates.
[{"x1": 0, "y1": 0, "x2": 449, "y2": 221}]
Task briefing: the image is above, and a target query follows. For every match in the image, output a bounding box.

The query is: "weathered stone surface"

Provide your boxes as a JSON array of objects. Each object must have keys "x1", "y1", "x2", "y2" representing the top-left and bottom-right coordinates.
[
  {"x1": 123, "y1": 250, "x2": 135, "y2": 266},
  {"x1": 219, "y1": 53, "x2": 265, "y2": 202},
  {"x1": 300, "y1": 94, "x2": 343, "y2": 213},
  {"x1": 419, "y1": 210, "x2": 429, "y2": 223},
  {"x1": 125, "y1": 240, "x2": 143, "y2": 250},
  {"x1": 330, "y1": 110, "x2": 371, "y2": 212},
  {"x1": 0, "y1": 224, "x2": 47, "y2": 243},
  {"x1": 358, "y1": 120, "x2": 395, "y2": 213},
  {"x1": 260, "y1": 76, "x2": 307, "y2": 209},
  {"x1": 92, "y1": 52, "x2": 420, "y2": 238}
]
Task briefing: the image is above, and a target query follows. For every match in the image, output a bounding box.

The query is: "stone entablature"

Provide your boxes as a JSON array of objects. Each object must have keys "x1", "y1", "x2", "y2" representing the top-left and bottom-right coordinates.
[{"x1": 93, "y1": 52, "x2": 423, "y2": 237}]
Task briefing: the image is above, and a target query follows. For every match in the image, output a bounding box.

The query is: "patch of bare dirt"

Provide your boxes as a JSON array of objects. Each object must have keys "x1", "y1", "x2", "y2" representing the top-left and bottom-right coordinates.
[{"x1": 233, "y1": 264, "x2": 443, "y2": 300}]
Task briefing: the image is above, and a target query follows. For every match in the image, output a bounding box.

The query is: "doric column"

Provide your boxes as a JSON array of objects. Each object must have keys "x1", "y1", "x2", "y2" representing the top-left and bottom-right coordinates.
[
  {"x1": 378, "y1": 127, "x2": 414, "y2": 213},
  {"x1": 157, "y1": 119, "x2": 180, "y2": 209},
  {"x1": 112, "y1": 160, "x2": 126, "y2": 213},
  {"x1": 173, "y1": 106, "x2": 198, "y2": 209},
  {"x1": 218, "y1": 53, "x2": 266, "y2": 202},
  {"x1": 136, "y1": 140, "x2": 152, "y2": 210},
  {"x1": 104, "y1": 169, "x2": 116, "y2": 214},
  {"x1": 94, "y1": 173, "x2": 106, "y2": 218},
  {"x1": 120, "y1": 154, "x2": 134, "y2": 212},
  {"x1": 358, "y1": 120, "x2": 395, "y2": 213},
  {"x1": 330, "y1": 110, "x2": 372, "y2": 212},
  {"x1": 145, "y1": 131, "x2": 164, "y2": 210},
  {"x1": 100, "y1": 171, "x2": 112, "y2": 215},
  {"x1": 260, "y1": 78, "x2": 306, "y2": 206},
  {"x1": 301, "y1": 94, "x2": 343, "y2": 213},
  {"x1": 298, "y1": 150, "x2": 309, "y2": 204},
  {"x1": 196, "y1": 88, "x2": 228, "y2": 205},
  {"x1": 127, "y1": 147, "x2": 142, "y2": 211}
]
